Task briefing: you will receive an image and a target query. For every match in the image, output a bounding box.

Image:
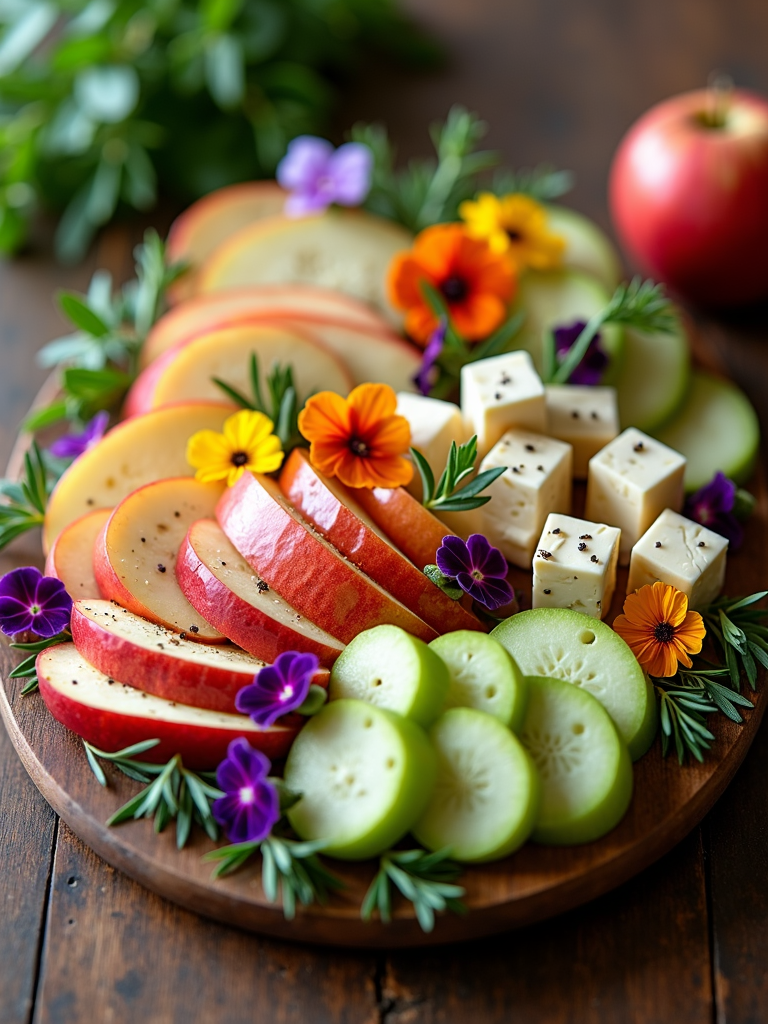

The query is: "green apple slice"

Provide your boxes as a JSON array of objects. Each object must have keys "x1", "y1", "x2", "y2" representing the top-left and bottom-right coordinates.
[
  {"x1": 490, "y1": 609, "x2": 657, "y2": 761},
  {"x1": 429, "y1": 631, "x2": 528, "y2": 730},
  {"x1": 285, "y1": 700, "x2": 436, "y2": 860},
  {"x1": 545, "y1": 204, "x2": 622, "y2": 292},
  {"x1": 413, "y1": 708, "x2": 540, "y2": 862},
  {"x1": 652, "y1": 371, "x2": 760, "y2": 491},
  {"x1": 520, "y1": 675, "x2": 633, "y2": 844},
  {"x1": 329, "y1": 624, "x2": 449, "y2": 727},
  {"x1": 511, "y1": 269, "x2": 624, "y2": 382},
  {"x1": 615, "y1": 318, "x2": 691, "y2": 433}
]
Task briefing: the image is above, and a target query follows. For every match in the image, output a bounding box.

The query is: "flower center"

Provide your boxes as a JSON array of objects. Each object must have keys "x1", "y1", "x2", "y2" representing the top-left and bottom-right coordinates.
[
  {"x1": 349, "y1": 437, "x2": 370, "y2": 457},
  {"x1": 30, "y1": 604, "x2": 40, "y2": 614},
  {"x1": 471, "y1": 570, "x2": 484, "y2": 581},
  {"x1": 440, "y1": 275, "x2": 469, "y2": 303},
  {"x1": 279, "y1": 683, "x2": 295, "y2": 704},
  {"x1": 654, "y1": 621, "x2": 676, "y2": 644},
  {"x1": 231, "y1": 451, "x2": 249, "y2": 467},
  {"x1": 506, "y1": 228, "x2": 523, "y2": 242},
  {"x1": 239, "y1": 786, "x2": 255, "y2": 805}
]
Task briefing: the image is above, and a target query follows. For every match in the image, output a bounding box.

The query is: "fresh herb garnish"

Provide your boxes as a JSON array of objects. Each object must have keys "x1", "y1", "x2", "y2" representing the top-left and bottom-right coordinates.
[
  {"x1": 412, "y1": 434, "x2": 504, "y2": 513},
  {"x1": 0, "y1": 442, "x2": 64, "y2": 552},
  {"x1": 361, "y1": 847, "x2": 466, "y2": 933},
  {"x1": 212, "y1": 354, "x2": 306, "y2": 454},
  {"x1": 8, "y1": 630, "x2": 71, "y2": 696},
  {"x1": 490, "y1": 163, "x2": 575, "y2": 202}
]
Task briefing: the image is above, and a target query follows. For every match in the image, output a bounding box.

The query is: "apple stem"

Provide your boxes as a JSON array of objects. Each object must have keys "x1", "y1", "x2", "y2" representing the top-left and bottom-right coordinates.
[{"x1": 705, "y1": 71, "x2": 734, "y2": 128}]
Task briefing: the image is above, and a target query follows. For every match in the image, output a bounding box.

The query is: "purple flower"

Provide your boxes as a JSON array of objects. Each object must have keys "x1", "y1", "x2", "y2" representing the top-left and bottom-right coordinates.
[
  {"x1": 554, "y1": 321, "x2": 609, "y2": 385},
  {"x1": 277, "y1": 136, "x2": 373, "y2": 217},
  {"x1": 436, "y1": 534, "x2": 513, "y2": 611},
  {"x1": 235, "y1": 650, "x2": 318, "y2": 728},
  {"x1": 212, "y1": 738, "x2": 280, "y2": 844},
  {"x1": 49, "y1": 411, "x2": 109, "y2": 459},
  {"x1": 0, "y1": 566, "x2": 72, "y2": 638},
  {"x1": 684, "y1": 471, "x2": 743, "y2": 548},
  {"x1": 413, "y1": 318, "x2": 447, "y2": 395}
]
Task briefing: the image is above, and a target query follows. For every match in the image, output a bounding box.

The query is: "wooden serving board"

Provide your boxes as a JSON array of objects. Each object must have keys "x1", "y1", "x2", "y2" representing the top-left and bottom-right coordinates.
[{"x1": 1, "y1": 429, "x2": 766, "y2": 948}]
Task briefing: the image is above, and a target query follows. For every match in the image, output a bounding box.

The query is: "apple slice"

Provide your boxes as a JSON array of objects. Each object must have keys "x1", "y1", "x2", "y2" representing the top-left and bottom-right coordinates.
[
  {"x1": 545, "y1": 204, "x2": 623, "y2": 292},
  {"x1": 43, "y1": 401, "x2": 232, "y2": 553},
  {"x1": 353, "y1": 485, "x2": 456, "y2": 572},
  {"x1": 124, "y1": 322, "x2": 353, "y2": 418},
  {"x1": 94, "y1": 477, "x2": 226, "y2": 641},
  {"x1": 217, "y1": 472, "x2": 438, "y2": 644},
  {"x1": 37, "y1": 644, "x2": 298, "y2": 769},
  {"x1": 279, "y1": 449, "x2": 483, "y2": 634},
  {"x1": 177, "y1": 518, "x2": 345, "y2": 667},
  {"x1": 45, "y1": 508, "x2": 111, "y2": 600},
  {"x1": 198, "y1": 210, "x2": 412, "y2": 324},
  {"x1": 70, "y1": 599, "x2": 328, "y2": 714},
  {"x1": 141, "y1": 286, "x2": 392, "y2": 369},
  {"x1": 166, "y1": 181, "x2": 287, "y2": 303}
]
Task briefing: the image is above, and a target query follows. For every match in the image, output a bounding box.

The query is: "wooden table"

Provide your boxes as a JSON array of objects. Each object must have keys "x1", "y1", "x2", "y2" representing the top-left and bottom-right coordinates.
[{"x1": 3, "y1": 1, "x2": 768, "y2": 1020}]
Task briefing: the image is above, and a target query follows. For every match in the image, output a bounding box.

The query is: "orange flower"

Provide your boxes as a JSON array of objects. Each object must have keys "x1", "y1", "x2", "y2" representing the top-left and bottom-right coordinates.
[
  {"x1": 388, "y1": 223, "x2": 516, "y2": 346},
  {"x1": 297, "y1": 383, "x2": 413, "y2": 489},
  {"x1": 613, "y1": 582, "x2": 707, "y2": 678}
]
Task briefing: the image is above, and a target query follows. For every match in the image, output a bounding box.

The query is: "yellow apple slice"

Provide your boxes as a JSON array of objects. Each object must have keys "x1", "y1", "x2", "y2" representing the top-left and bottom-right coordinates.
[
  {"x1": 166, "y1": 181, "x2": 287, "y2": 303},
  {"x1": 45, "y1": 508, "x2": 111, "y2": 600},
  {"x1": 124, "y1": 323, "x2": 353, "y2": 417},
  {"x1": 141, "y1": 285, "x2": 392, "y2": 368},
  {"x1": 197, "y1": 210, "x2": 412, "y2": 325},
  {"x1": 94, "y1": 477, "x2": 225, "y2": 640},
  {"x1": 43, "y1": 401, "x2": 231, "y2": 553}
]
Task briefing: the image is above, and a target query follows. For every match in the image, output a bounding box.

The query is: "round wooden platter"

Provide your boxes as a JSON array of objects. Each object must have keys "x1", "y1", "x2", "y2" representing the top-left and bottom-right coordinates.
[{"x1": 1, "y1": 430, "x2": 766, "y2": 948}]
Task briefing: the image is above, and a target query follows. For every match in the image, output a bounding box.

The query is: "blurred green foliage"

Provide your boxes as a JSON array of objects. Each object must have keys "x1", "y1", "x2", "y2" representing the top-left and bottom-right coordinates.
[{"x1": 0, "y1": 0, "x2": 439, "y2": 261}]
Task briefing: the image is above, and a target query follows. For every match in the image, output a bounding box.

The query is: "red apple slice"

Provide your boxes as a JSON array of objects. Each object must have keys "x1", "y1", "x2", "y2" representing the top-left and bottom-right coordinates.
[
  {"x1": 166, "y1": 181, "x2": 287, "y2": 303},
  {"x1": 354, "y1": 485, "x2": 458, "y2": 572},
  {"x1": 38, "y1": 644, "x2": 298, "y2": 769},
  {"x1": 70, "y1": 599, "x2": 329, "y2": 713},
  {"x1": 279, "y1": 449, "x2": 484, "y2": 635},
  {"x1": 217, "y1": 472, "x2": 438, "y2": 644},
  {"x1": 177, "y1": 518, "x2": 345, "y2": 667},
  {"x1": 44, "y1": 508, "x2": 111, "y2": 599},
  {"x1": 141, "y1": 286, "x2": 391, "y2": 369},
  {"x1": 124, "y1": 322, "x2": 353, "y2": 418},
  {"x1": 43, "y1": 401, "x2": 232, "y2": 553},
  {"x1": 94, "y1": 477, "x2": 226, "y2": 641}
]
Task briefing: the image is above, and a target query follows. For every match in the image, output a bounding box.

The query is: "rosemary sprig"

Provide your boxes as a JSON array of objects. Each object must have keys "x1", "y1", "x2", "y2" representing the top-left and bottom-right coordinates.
[
  {"x1": 0, "y1": 441, "x2": 63, "y2": 551},
  {"x1": 212, "y1": 354, "x2": 306, "y2": 453},
  {"x1": 8, "y1": 630, "x2": 71, "y2": 695},
  {"x1": 361, "y1": 847, "x2": 466, "y2": 933},
  {"x1": 412, "y1": 435, "x2": 504, "y2": 513},
  {"x1": 491, "y1": 163, "x2": 574, "y2": 201},
  {"x1": 702, "y1": 592, "x2": 768, "y2": 691}
]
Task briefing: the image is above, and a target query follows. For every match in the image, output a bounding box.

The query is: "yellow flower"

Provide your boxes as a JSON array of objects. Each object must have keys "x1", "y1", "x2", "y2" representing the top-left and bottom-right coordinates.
[
  {"x1": 186, "y1": 410, "x2": 284, "y2": 486},
  {"x1": 458, "y1": 192, "x2": 565, "y2": 270}
]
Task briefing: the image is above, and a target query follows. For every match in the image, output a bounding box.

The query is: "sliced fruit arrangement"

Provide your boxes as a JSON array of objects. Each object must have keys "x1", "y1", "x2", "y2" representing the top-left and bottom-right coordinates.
[
  {"x1": 615, "y1": 318, "x2": 691, "y2": 432},
  {"x1": 353, "y1": 483, "x2": 457, "y2": 573},
  {"x1": 177, "y1": 518, "x2": 345, "y2": 667},
  {"x1": 94, "y1": 477, "x2": 226, "y2": 641},
  {"x1": 38, "y1": 644, "x2": 299, "y2": 769},
  {"x1": 44, "y1": 508, "x2": 110, "y2": 600}
]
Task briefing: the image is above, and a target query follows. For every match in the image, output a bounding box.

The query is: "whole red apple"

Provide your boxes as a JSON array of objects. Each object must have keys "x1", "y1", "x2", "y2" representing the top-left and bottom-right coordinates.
[{"x1": 609, "y1": 87, "x2": 768, "y2": 306}]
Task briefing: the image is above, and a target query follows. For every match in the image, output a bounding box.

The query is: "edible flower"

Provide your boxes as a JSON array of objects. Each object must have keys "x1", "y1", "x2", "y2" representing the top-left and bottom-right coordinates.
[
  {"x1": 276, "y1": 136, "x2": 373, "y2": 217},
  {"x1": 412, "y1": 317, "x2": 447, "y2": 396},
  {"x1": 298, "y1": 382, "x2": 412, "y2": 489},
  {"x1": 613, "y1": 582, "x2": 706, "y2": 678},
  {"x1": 211, "y1": 738, "x2": 280, "y2": 845},
  {"x1": 186, "y1": 410, "x2": 284, "y2": 487},
  {"x1": 683, "y1": 471, "x2": 743, "y2": 548},
  {"x1": 458, "y1": 192, "x2": 565, "y2": 269},
  {"x1": 49, "y1": 410, "x2": 109, "y2": 459},
  {"x1": 388, "y1": 223, "x2": 516, "y2": 346},
  {"x1": 435, "y1": 534, "x2": 513, "y2": 611},
  {"x1": 554, "y1": 321, "x2": 609, "y2": 385},
  {"x1": 235, "y1": 651, "x2": 319, "y2": 728},
  {"x1": 0, "y1": 566, "x2": 72, "y2": 638}
]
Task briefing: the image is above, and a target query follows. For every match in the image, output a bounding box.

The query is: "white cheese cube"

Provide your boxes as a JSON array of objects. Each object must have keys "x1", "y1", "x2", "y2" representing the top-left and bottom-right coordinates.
[
  {"x1": 460, "y1": 351, "x2": 546, "y2": 458},
  {"x1": 545, "y1": 384, "x2": 620, "y2": 478},
  {"x1": 474, "y1": 429, "x2": 572, "y2": 568},
  {"x1": 627, "y1": 509, "x2": 728, "y2": 610},
  {"x1": 532, "y1": 513, "x2": 621, "y2": 620},
  {"x1": 585, "y1": 427, "x2": 686, "y2": 565},
  {"x1": 396, "y1": 393, "x2": 466, "y2": 501}
]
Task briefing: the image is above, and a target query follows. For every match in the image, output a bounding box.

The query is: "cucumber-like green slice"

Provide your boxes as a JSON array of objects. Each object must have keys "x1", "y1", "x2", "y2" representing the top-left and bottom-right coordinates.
[
  {"x1": 545, "y1": 204, "x2": 622, "y2": 293},
  {"x1": 616, "y1": 319, "x2": 691, "y2": 433},
  {"x1": 285, "y1": 700, "x2": 436, "y2": 860},
  {"x1": 490, "y1": 609, "x2": 657, "y2": 760},
  {"x1": 429, "y1": 631, "x2": 528, "y2": 731},
  {"x1": 520, "y1": 676, "x2": 633, "y2": 844},
  {"x1": 413, "y1": 708, "x2": 540, "y2": 862},
  {"x1": 652, "y1": 371, "x2": 760, "y2": 492},
  {"x1": 329, "y1": 624, "x2": 449, "y2": 727},
  {"x1": 511, "y1": 269, "x2": 623, "y2": 383}
]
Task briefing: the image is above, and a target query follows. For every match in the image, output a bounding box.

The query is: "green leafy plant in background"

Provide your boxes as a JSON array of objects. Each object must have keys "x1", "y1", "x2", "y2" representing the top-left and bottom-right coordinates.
[{"x1": 0, "y1": 0, "x2": 439, "y2": 262}]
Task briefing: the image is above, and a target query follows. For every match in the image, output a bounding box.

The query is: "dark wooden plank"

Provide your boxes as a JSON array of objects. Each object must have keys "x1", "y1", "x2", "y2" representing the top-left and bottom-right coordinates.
[{"x1": 34, "y1": 822, "x2": 379, "y2": 1024}]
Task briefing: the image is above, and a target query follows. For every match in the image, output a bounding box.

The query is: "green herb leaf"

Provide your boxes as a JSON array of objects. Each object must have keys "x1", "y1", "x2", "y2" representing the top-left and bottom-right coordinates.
[
  {"x1": 423, "y1": 564, "x2": 463, "y2": 601},
  {"x1": 419, "y1": 435, "x2": 500, "y2": 513},
  {"x1": 361, "y1": 847, "x2": 466, "y2": 933}
]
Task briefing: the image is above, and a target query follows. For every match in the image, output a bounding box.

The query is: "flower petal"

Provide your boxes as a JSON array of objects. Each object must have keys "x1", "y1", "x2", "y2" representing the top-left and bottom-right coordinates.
[
  {"x1": 298, "y1": 392, "x2": 352, "y2": 445},
  {"x1": 327, "y1": 142, "x2": 373, "y2": 206},
  {"x1": 347, "y1": 383, "x2": 398, "y2": 429},
  {"x1": 276, "y1": 136, "x2": 334, "y2": 192},
  {"x1": 436, "y1": 535, "x2": 473, "y2": 578}
]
